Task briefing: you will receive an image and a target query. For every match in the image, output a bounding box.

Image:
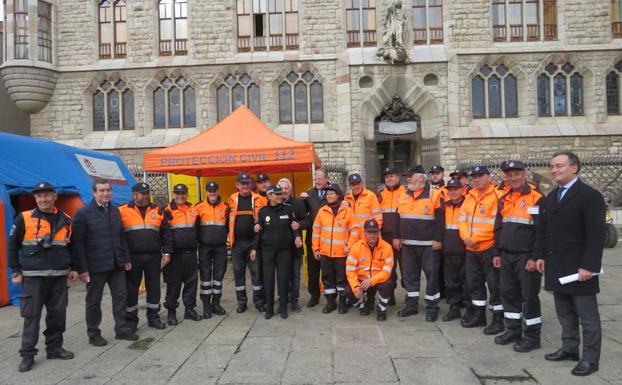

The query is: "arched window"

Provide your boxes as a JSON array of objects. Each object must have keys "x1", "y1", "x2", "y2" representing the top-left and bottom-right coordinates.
[
  {"x1": 236, "y1": 0, "x2": 299, "y2": 52},
  {"x1": 153, "y1": 76, "x2": 196, "y2": 128},
  {"x1": 471, "y1": 64, "x2": 518, "y2": 119},
  {"x1": 93, "y1": 79, "x2": 134, "y2": 131},
  {"x1": 98, "y1": 0, "x2": 127, "y2": 59},
  {"x1": 217, "y1": 73, "x2": 260, "y2": 121},
  {"x1": 537, "y1": 63, "x2": 583, "y2": 117},
  {"x1": 606, "y1": 61, "x2": 622, "y2": 115},
  {"x1": 159, "y1": 0, "x2": 187, "y2": 56},
  {"x1": 279, "y1": 71, "x2": 323, "y2": 124}
]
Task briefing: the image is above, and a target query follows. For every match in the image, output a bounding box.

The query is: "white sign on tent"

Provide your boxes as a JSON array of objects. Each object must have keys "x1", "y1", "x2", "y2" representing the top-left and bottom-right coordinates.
[{"x1": 75, "y1": 154, "x2": 126, "y2": 181}]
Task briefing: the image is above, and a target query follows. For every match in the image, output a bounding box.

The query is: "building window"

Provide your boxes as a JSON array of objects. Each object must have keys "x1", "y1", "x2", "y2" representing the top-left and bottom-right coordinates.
[
  {"x1": 93, "y1": 80, "x2": 134, "y2": 131},
  {"x1": 606, "y1": 61, "x2": 622, "y2": 114},
  {"x1": 346, "y1": 0, "x2": 376, "y2": 48},
  {"x1": 153, "y1": 76, "x2": 196, "y2": 129},
  {"x1": 98, "y1": 0, "x2": 127, "y2": 59},
  {"x1": 37, "y1": 1, "x2": 52, "y2": 62},
  {"x1": 492, "y1": 0, "x2": 556, "y2": 42},
  {"x1": 217, "y1": 73, "x2": 260, "y2": 121},
  {"x1": 236, "y1": 0, "x2": 299, "y2": 52},
  {"x1": 537, "y1": 63, "x2": 583, "y2": 117},
  {"x1": 159, "y1": 0, "x2": 187, "y2": 56},
  {"x1": 14, "y1": 0, "x2": 29, "y2": 59},
  {"x1": 613, "y1": 0, "x2": 622, "y2": 38},
  {"x1": 471, "y1": 64, "x2": 518, "y2": 119},
  {"x1": 279, "y1": 71, "x2": 323, "y2": 124},
  {"x1": 412, "y1": 0, "x2": 443, "y2": 45}
]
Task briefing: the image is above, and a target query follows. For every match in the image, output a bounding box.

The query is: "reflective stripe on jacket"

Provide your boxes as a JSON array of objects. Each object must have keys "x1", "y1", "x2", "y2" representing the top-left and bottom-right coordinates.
[
  {"x1": 346, "y1": 238, "x2": 394, "y2": 291},
  {"x1": 345, "y1": 188, "x2": 383, "y2": 232},
  {"x1": 19, "y1": 208, "x2": 72, "y2": 277},
  {"x1": 119, "y1": 203, "x2": 165, "y2": 254},
  {"x1": 378, "y1": 184, "x2": 406, "y2": 241},
  {"x1": 164, "y1": 201, "x2": 198, "y2": 251},
  {"x1": 457, "y1": 185, "x2": 502, "y2": 252},
  {"x1": 397, "y1": 183, "x2": 444, "y2": 246},
  {"x1": 312, "y1": 204, "x2": 359, "y2": 258},
  {"x1": 498, "y1": 183, "x2": 545, "y2": 257},
  {"x1": 196, "y1": 197, "x2": 229, "y2": 246},
  {"x1": 227, "y1": 192, "x2": 262, "y2": 246}
]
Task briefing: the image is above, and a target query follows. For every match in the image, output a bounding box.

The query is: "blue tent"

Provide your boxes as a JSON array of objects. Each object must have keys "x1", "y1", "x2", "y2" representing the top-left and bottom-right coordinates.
[{"x1": 0, "y1": 133, "x2": 135, "y2": 305}]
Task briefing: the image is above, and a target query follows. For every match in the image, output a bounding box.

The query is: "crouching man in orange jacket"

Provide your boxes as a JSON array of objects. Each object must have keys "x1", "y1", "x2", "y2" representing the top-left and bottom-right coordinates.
[{"x1": 345, "y1": 219, "x2": 395, "y2": 321}]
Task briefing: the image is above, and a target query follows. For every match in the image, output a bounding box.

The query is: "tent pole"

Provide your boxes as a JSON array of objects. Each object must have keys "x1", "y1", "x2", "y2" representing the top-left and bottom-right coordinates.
[
  {"x1": 312, "y1": 163, "x2": 316, "y2": 179},
  {"x1": 196, "y1": 175, "x2": 202, "y2": 202}
]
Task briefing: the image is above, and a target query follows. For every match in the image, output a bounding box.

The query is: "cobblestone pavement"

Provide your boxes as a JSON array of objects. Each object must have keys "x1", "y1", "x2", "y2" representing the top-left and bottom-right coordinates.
[{"x1": 0, "y1": 246, "x2": 620, "y2": 385}]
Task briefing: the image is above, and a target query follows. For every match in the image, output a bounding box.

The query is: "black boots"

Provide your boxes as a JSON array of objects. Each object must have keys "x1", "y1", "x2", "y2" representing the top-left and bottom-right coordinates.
[
  {"x1": 307, "y1": 295, "x2": 320, "y2": 308},
  {"x1": 461, "y1": 307, "x2": 487, "y2": 328},
  {"x1": 494, "y1": 330, "x2": 522, "y2": 345},
  {"x1": 148, "y1": 318, "x2": 166, "y2": 329},
  {"x1": 338, "y1": 295, "x2": 348, "y2": 314},
  {"x1": 483, "y1": 313, "x2": 505, "y2": 335},
  {"x1": 322, "y1": 295, "x2": 337, "y2": 313},
  {"x1": 184, "y1": 308, "x2": 202, "y2": 321},
  {"x1": 442, "y1": 305, "x2": 462, "y2": 322},
  {"x1": 167, "y1": 309, "x2": 178, "y2": 325},
  {"x1": 397, "y1": 299, "x2": 418, "y2": 317},
  {"x1": 203, "y1": 300, "x2": 212, "y2": 319},
  {"x1": 19, "y1": 356, "x2": 34, "y2": 372},
  {"x1": 211, "y1": 298, "x2": 226, "y2": 315}
]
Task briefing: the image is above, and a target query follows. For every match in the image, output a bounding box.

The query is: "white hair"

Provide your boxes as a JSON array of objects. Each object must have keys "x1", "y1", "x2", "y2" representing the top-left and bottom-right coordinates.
[{"x1": 278, "y1": 178, "x2": 292, "y2": 188}]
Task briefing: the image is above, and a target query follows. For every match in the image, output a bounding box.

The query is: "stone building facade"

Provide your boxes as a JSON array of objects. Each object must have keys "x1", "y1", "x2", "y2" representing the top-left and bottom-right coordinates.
[{"x1": 1, "y1": 0, "x2": 622, "y2": 187}]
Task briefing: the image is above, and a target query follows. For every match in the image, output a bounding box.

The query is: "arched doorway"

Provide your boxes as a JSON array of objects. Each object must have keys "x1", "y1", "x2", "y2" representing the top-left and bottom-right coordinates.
[{"x1": 364, "y1": 97, "x2": 422, "y2": 187}]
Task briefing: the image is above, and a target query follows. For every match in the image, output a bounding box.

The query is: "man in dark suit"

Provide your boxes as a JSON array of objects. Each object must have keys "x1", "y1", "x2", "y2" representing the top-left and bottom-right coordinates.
[
  {"x1": 300, "y1": 168, "x2": 328, "y2": 307},
  {"x1": 537, "y1": 151, "x2": 605, "y2": 376},
  {"x1": 71, "y1": 179, "x2": 138, "y2": 346}
]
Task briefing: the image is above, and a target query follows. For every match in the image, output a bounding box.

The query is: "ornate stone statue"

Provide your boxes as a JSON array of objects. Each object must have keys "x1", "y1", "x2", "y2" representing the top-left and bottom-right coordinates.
[
  {"x1": 376, "y1": 0, "x2": 408, "y2": 64},
  {"x1": 379, "y1": 97, "x2": 416, "y2": 122}
]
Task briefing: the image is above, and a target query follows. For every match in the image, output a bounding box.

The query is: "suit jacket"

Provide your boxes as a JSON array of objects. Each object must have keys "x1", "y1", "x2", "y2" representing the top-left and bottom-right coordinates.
[
  {"x1": 541, "y1": 178, "x2": 605, "y2": 295},
  {"x1": 303, "y1": 187, "x2": 327, "y2": 245}
]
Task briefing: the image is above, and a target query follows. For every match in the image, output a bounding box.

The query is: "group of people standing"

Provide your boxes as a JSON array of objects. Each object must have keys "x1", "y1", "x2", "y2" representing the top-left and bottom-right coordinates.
[{"x1": 7, "y1": 151, "x2": 605, "y2": 377}]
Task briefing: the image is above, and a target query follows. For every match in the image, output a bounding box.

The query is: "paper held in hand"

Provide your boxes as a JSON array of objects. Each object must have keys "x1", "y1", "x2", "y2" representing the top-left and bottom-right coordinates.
[{"x1": 559, "y1": 268, "x2": 604, "y2": 285}]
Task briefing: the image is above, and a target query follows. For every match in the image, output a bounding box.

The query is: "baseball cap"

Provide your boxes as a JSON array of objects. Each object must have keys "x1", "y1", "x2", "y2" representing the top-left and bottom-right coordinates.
[
  {"x1": 382, "y1": 166, "x2": 398, "y2": 176},
  {"x1": 363, "y1": 219, "x2": 380, "y2": 233},
  {"x1": 266, "y1": 186, "x2": 283, "y2": 195},
  {"x1": 256, "y1": 173, "x2": 270, "y2": 183},
  {"x1": 501, "y1": 160, "x2": 525, "y2": 171},
  {"x1": 173, "y1": 183, "x2": 188, "y2": 194},
  {"x1": 348, "y1": 173, "x2": 362, "y2": 185},
  {"x1": 237, "y1": 172, "x2": 253, "y2": 183},
  {"x1": 206, "y1": 181, "x2": 219, "y2": 192},
  {"x1": 429, "y1": 165, "x2": 445, "y2": 173},
  {"x1": 32, "y1": 182, "x2": 55, "y2": 194},
  {"x1": 470, "y1": 165, "x2": 490, "y2": 176},
  {"x1": 406, "y1": 165, "x2": 426, "y2": 176},
  {"x1": 132, "y1": 182, "x2": 150, "y2": 193},
  {"x1": 446, "y1": 179, "x2": 463, "y2": 189}
]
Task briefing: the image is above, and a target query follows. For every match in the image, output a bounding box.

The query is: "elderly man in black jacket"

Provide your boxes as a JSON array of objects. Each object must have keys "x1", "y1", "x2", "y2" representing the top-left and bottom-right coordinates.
[
  {"x1": 299, "y1": 168, "x2": 328, "y2": 307},
  {"x1": 71, "y1": 179, "x2": 138, "y2": 346},
  {"x1": 278, "y1": 177, "x2": 308, "y2": 312},
  {"x1": 537, "y1": 151, "x2": 605, "y2": 377}
]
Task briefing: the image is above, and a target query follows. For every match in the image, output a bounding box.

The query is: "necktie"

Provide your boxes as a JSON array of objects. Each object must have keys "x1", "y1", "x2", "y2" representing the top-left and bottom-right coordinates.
[
  {"x1": 556, "y1": 187, "x2": 566, "y2": 202},
  {"x1": 318, "y1": 189, "x2": 325, "y2": 200}
]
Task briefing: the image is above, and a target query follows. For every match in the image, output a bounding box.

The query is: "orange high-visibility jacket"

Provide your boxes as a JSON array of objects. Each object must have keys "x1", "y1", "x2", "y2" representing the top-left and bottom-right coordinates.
[
  {"x1": 345, "y1": 187, "x2": 383, "y2": 232},
  {"x1": 196, "y1": 197, "x2": 229, "y2": 246},
  {"x1": 312, "y1": 204, "x2": 359, "y2": 258},
  {"x1": 227, "y1": 192, "x2": 262, "y2": 246},
  {"x1": 396, "y1": 183, "x2": 444, "y2": 246},
  {"x1": 119, "y1": 203, "x2": 167, "y2": 254},
  {"x1": 164, "y1": 201, "x2": 198, "y2": 251},
  {"x1": 378, "y1": 184, "x2": 406, "y2": 241},
  {"x1": 346, "y1": 238, "x2": 394, "y2": 290},
  {"x1": 498, "y1": 184, "x2": 545, "y2": 256},
  {"x1": 457, "y1": 185, "x2": 503, "y2": 253}
]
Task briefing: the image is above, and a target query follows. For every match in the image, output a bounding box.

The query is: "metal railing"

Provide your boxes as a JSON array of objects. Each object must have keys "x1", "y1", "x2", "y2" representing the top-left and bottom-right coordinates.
[{"x1": 457, "y1": 155, "x2": 622, "y2": 206}]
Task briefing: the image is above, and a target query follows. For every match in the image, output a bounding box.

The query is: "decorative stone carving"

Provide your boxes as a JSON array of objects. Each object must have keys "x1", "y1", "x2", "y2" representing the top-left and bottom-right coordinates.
[
  {"x1": 379, "y1": 96, "x2": 416, "y2": 122},
  {"x1": 376, "y1": 0, "x2": 408, "y2": 64}
]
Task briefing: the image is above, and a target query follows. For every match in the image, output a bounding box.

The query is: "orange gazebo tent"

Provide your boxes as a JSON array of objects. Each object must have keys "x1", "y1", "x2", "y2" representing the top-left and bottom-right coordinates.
[{"x1": 143, "y1": 105, "x2": 321, "y2": 176}]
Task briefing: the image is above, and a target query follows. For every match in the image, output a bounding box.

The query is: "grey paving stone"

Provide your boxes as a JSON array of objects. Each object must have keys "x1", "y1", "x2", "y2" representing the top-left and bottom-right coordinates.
[
  {"x1": 393, "y1": 357, "x2": 480, "y2": 385},
  {"x1": 282, "y1": 350, "x2": 333, "y2": 384},
  {"x1": 333, "y1": 346, "x2": 398, "y2": 383}
]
